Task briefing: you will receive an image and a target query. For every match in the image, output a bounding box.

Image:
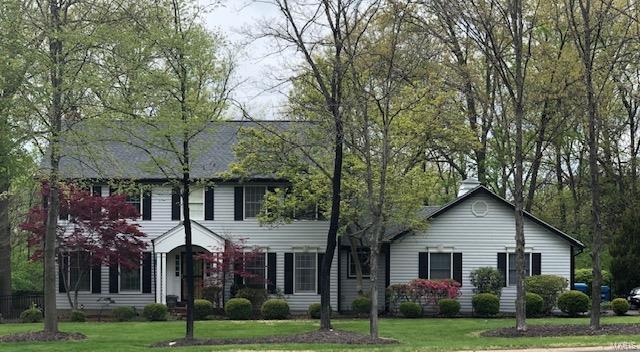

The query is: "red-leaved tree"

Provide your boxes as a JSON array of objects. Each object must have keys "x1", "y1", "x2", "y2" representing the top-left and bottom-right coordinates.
[
  {"x1": 20, "y1": 183, "x2": 147, "y2": 309},
  {"x1": 197, "y1": 239, "x2": 265, "y2": 308}
]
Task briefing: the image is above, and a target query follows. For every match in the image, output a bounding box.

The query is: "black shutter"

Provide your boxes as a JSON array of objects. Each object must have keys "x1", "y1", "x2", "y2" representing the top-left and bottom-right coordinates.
[
  {"x1": 91, "y1": 262, "x2": 101, "y2": 293},
  {"x1": 267, "y1": 252, "x2": 277, "y2": 294},
  {"x1": 453, "y1": 253, "x2": 463, "y2": 286},
  {"x1": 109, "y1": 187, "x2": 115, "y2": 196},
  {"x1": 234, "y1": 253, "x2": 244, "y2": 288},
  {"x1": 497, "y1": 252, "x2": 507, "y2": 287},
  {"x1": 142, "y1": 252, "x2": 152, "y2": 293},
  {"x1": 142, "y1": 189, "x2": 152, "y2": 220},
  {"x1": 58, "y1": 254, "x2": 67, "y2": 293},
  {"x1": 284, "y1": 253, "x2": 293, "y2": 294},
  {"x1": 109, "y1": 258, "x2": 119, "y2": 293},
  {"x1": 234, "y1": 187, "x2": 244, "y2": 221},
  {"x1": 171, "y1": 187, "x2": 181, "y2": 220},
  {"x1": 92, "y1": 185, "x2": 102, "y2": 197},
  {"x1": 418, "y1": 252, "x2": 428, "y2": 279},
  {"x1": 205, "y1": 186, "x2": 215, "y2": 220},
  {"x1": 317, "y1": 253, "x2": 324, "y2": 294},
  {"x1": 532, "y1": 253, "x2": 541, "y2": 276}
]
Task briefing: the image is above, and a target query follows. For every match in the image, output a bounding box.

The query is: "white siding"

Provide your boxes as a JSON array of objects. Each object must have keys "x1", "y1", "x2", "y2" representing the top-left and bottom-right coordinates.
[
  {"x1": 339, "y1": 249, "x2": 386, "y2": 311},
  {"x1": 56, "y1": 183, "x2": 336, "y2": 312},
  {"x1": 389, "y1": 192, "x2": 572, "y2": 313}
]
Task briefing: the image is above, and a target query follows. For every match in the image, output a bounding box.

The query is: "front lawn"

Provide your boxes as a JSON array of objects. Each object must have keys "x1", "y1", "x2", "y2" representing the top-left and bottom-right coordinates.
[{"x1": 1, "y1": 316, "x2": 639, "y2": 351}]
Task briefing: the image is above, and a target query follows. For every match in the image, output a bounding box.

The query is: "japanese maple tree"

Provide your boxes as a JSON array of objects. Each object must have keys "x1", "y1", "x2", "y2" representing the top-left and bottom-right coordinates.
[{"x1": 20, "y1": 183, "x2": 147, "y2": 309}]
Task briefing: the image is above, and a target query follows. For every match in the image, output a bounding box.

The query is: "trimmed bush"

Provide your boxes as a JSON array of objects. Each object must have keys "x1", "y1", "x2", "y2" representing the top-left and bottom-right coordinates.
[
  {"x1": 261, "y1": 299, "x2": 289, "y2": 320},
  {"x1": 472, "y1": 293, "x2": 500, "y2": 316},
  {"x1": 308, "y1": 303, "x2": 321, "y2": 319},
  {"x1": 611, "y1": 298, "x2": 630, "y2": 316},
  {"x1": 20, "y1": 305, "x2": 42, "y2": 323},
  {"x1": 143, "y1": 303, "x2": 168, "y2": 321},
  {"x1": 557, "y1": 290, "x2": 590, "y2": 316},
  {"x1": 70, "y1": 310, "x2": 86, "y2": 322},
  {"x1": 112, "y1": 306, "x2": 136, "y2": 322},
  {"x1": 438, "y1": 299, "x2": 460, "y2": 317},
  {"x1": 575, "y1": 268, "x2": 612, "y2": 288},
  {"x1": 193, "y1": 299, "x2": 214, "y2": 320},
  {"x1": 470, "y1": 267, "x2": 504, "y2": 297},
  {"x1": 525, "y1": 293, "x2": 544, "y2": 317},
  {"x1": 225, "y1": 298, "x2": 252, "y2": 320},
  {"x1": 351, "y1": 295, "x2": 371, "y2": 316},
  {"x1": 235, "y1": 288, "x2": 267, "y2": 311},
  {"x1": 399, "y1": 301, "x2": 422, "y2": 318},
  {"x1": 524, "y1": 275, "x2": 567, "y2": 314}
]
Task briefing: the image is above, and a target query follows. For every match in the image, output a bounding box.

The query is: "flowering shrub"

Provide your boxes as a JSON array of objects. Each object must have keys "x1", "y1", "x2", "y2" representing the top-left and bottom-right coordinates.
[{"x1": 388, "y1": 279, "x2": 461, "y2": 312}]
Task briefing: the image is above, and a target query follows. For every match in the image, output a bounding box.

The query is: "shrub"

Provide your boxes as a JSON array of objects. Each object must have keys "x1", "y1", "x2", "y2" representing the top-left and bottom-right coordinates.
[
  {"x1": 388, "y1": 279, "x2": 461, "y2": 310},
  {"x1": 472, "y1": 293, "x2": 500, "y2": 316},
  {"x1": 438, "y1": 299, "x2": 460, "y2": 317},
  {"x1": 112, "y1": 306, "x2": 136, "y2": 322},
  {"x1": 575, "y1": 268, "x2": 612, "y2": 288},
  {"x1": 351, "y1": 295, "x2": 371, "y2": 316},
  {"x1": 470, "y1": 267, "x2": 504, "y2": 297},
  {"x1": 20, "y1": 305, "x2": 42, "y2": 323},
  {"x1": 225, "y1": 298, "x2": 252, "y2": 320},
  {"x1": 557, "y1": 290, "x2": 590, "y2": 316},
  {"x1": 143, "y1": 303, "x2": 168, "y2": 321},
  {"x1": 399, "y1": 301, "x2": 422, "y2": 318},
  {"x1": 70, "y1": 310, "x2": 86, "y2": 322},
  {"x1": 194, "y1": 299, "x2": 214, "y2": 320},
  {"x1": 525, "y1": 293, "x2": 544, "y2": 317},
  {"x1": 611, "y1": 298, "x2": 630, "y2": 316},
  {"x1": 308, "y1": 303, "x2": 321, "y2": 319},
  {"x1": 524, "y1": 275, "x2": 567, "y2": 314},
  {"x1": 235, "y1": 287, "x2": 268, "y2": 311},
  {"x1": 261, "y1": 299, "x2": 289, "y2": 320}
]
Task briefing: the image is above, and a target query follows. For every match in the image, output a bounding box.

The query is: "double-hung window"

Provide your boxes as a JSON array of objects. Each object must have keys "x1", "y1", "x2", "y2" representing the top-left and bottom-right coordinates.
[
  {"x1": 244, "y1": 186, "x2": 266, "y2": 218},
  {"x1": 429, "y1": 253, "x2": 452, "y2": 280},
  {"x1": 184, "y1": 187, "x2": 204, "y2": 220},
  {"x1": 125, "y1": 189, "x2": 142, "y2": 214},
  {"x1": 245, "y1": 253, "x2": 266, "y2": 289},
  {"x1": 120, "y1": 264, "x2": 142, "y2": 292},
  {"x1": 507, "y1": 253, "x2": 531, "y2": 286},
  {"x1": 348, "y1": 249, "x2": 371, "y2": 278},
  {"x1": 294, "y1": 253, "x2": 316, "y2": 293},
  {"x1": 68, "y1": 251, "x2": 91, "y2": 292}
]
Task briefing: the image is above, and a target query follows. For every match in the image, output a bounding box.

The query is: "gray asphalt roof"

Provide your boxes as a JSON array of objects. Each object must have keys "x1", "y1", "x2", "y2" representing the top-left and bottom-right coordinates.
[{"x1": 54, "y1": 120, "x2": 293, "y2": 180}]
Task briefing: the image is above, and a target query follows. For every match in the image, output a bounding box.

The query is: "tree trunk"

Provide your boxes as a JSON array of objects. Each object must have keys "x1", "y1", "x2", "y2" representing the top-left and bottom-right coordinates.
[
  {"x1": 0, "y1": 179, "x2": 11, "y2": 297},
  {"x1": 368, "y1": 243, "x2": 380, "y2": 338},
  {"x1": 320, "y1": 119, "x2": 343, "y2": 330},
  {"x1": 349, "y1": 235, "x2": 364, "y2": 294}
]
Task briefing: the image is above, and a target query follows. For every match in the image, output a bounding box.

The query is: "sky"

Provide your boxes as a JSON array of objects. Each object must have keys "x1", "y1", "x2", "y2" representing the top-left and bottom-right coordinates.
[{"x1": 204, "y1": 1, "x2": 291, "y2": 119}]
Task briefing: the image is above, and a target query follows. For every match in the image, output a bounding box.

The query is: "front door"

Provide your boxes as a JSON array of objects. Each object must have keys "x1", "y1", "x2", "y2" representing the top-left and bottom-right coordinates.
[{"x1": 181, "y1": 252, "x2": 204, "y2": 300}]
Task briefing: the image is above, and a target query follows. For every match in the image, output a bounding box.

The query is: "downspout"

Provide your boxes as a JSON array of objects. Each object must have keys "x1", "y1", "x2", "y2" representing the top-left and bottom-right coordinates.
[{"x1": 152, "y1": 239, "x2": 157, "y2": 303}]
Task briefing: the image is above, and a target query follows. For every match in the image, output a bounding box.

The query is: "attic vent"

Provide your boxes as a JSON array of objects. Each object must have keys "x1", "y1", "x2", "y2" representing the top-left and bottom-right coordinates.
[{"x1": 471, "y1": 200, "x2": 489, "y2": 217}]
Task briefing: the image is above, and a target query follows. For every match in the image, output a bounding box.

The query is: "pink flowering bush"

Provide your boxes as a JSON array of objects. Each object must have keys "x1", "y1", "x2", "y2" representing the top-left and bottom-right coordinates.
[{"x1": 388, "y1": 279, "x2": 461, "y2": 313}]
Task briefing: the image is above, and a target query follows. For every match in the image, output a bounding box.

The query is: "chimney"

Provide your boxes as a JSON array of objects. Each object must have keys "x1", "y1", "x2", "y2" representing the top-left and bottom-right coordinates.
[{"x1": 458, "y1": 177, "x2": 481, "y2": 197}]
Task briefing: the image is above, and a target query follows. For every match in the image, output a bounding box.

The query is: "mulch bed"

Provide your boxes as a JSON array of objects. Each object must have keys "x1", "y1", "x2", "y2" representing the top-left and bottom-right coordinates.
[
  {"x1": 0, "y1": 331, "x2": 86, "y2": 343},
  {"x1": 152, "y1": 330, "x2": 398, "y2": 348},
  {"x1": 483, "y1": 323, "x2": 640, "y2": 338}
]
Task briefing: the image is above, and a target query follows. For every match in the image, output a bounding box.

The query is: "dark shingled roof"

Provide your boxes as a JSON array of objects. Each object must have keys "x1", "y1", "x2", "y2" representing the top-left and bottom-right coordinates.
[{"x1": 54, "y1": 120, "x2": 293, "y2": 180}]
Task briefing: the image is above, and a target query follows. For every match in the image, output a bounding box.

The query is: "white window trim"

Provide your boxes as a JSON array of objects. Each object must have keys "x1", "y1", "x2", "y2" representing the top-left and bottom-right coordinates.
[
  {"x1": 244, "y1": 252, "x2": 268, "y2": 289},
  {"x1": 181, "y1": 187, "x2": 205, "y2": 221},
  {"x1": 66, "y1": 252, "x2": 92, "y2": 293},
  {"x1": 428, "y1": 252, "x2": 453, "y2": 280},
  {"x1": 294, "y1": 252, "x2": 317, "y2": 294},
  {"x1": 119, "y1": 262, "x2": 143, "y2": 294},
  {"x1": 347, "y1": 249, "x2": 370, "y2": 279},
  {"x1": 506, "y1": 252, "x2": 532, "y2": 287},
  {"x1": 244, "y1": 185, "x2": 267, "y2": 220}
]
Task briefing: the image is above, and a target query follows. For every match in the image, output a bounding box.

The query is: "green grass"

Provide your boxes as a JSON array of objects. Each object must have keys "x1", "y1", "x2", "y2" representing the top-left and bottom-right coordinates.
[{"x1": 1, "y1": 316, "x2": 640, "y2": 351}]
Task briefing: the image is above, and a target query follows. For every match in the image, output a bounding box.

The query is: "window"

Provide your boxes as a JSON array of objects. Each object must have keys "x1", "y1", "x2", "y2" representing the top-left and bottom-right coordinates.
[
  {"x1": 125, "y1": 189, "x2": 142, "y2": 214},
  {"x1": 429, "y1": 253, "x2": 452, "y2": 280},
  {"x1": 294, "y1": 203, "x2": 319, "y2": 220},
  {"x1": 120, "y1": 264, "x2": 141, "y2": 292},
  {"x1": 68, "y1": 251, "x2": 91, "y2": 292},
  {"x1": 508, "y1": 253, "x2": 531, "y2": 286},
  {"x1": 245, "y1": 253, "x2": 266, "y2": 288},
  {"x1": 245, "y1": 186, "x2": 266, "y2": 218},
  {"x1": 183, "y1": 187, "x2": 204, "y2": 220},
  {"x1": 348, "y1": 249, "x2": 370, "y2": 278},
  {"x1": 294, "y1": 253, "x2": 316, "y2": 293}
]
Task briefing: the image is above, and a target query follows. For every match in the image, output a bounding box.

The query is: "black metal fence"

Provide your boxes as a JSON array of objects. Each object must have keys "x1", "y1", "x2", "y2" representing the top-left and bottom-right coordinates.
[{"x1": 0, "y1": 295, "x2": 44, "y2": 320}]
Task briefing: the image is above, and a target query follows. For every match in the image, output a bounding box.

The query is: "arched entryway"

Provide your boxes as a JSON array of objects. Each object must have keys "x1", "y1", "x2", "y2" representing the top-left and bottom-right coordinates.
[{"x1": 152, "y1": 220, "x2": 225, "y2": 304}]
